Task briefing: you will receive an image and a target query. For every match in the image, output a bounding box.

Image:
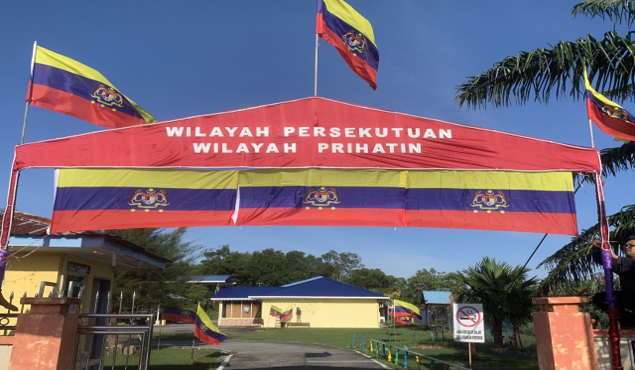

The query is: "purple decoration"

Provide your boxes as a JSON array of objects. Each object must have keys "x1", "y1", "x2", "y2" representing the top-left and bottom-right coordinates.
[
  {"x1": 602, "y1": 248, "x2": 617, "y2": 308},
  {"x1": 0, "y1": 249, "x2": 17, "y2": 311},
  {"x1": 0, "y1": 249, "x2": 7, "y2": 285}
]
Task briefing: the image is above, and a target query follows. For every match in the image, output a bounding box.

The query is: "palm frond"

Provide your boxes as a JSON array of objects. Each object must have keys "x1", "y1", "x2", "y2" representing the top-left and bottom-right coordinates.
[
  {"x1": 538, "y1": 204, "x2": 635, "y2": 292},
  {"x1": 455, "y1": 31, "x2": 635, "y2": 109},
  {"x1": 600, "y1": 141, "x2": 635, "y2": 176},
  {"x1": 572, "y1": 0, "x2": 635, "y2": 26}
]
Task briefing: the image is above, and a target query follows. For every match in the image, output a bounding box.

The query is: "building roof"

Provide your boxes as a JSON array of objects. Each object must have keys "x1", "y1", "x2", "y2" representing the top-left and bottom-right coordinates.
[
  {"x1": 213, "y1": 276, "x2": 389, "y2": 300},
  {"x1": 187, "y1": 275, "x2": 233, "y2": 284},
  {"x1": 212, "y1": 287, "x2": 280, "y2": 300},
  {"x1": 3, "y1": 211, "x2": 170, "y2": 270},
  {"x1": 422, "y1": 291, "x2": 453, "y2": 304}
]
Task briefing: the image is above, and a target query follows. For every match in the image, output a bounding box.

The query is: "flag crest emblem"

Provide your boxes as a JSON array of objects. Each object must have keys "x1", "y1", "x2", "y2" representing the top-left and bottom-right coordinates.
[
  {"x1": 342, "y1": 31, "x2": 366, "y2": 54},
  {"x1": 129, "y1": 189, "x2": 169, "y2": 208},
  {"x1": 470, "y1": 190, "x2": 509, "y2": 211},
  {"x1": 92, "y1": 85, "x2": 125, "y2": 107},
  {"x1": 303, "y1": 187, "x2": 340, "y2": 207}
]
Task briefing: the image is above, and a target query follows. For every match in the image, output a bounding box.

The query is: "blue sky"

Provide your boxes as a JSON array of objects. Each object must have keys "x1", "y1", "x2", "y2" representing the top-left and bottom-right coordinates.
[{"x1": 1, "y1": 1, "x2": 633, "y2": 280}]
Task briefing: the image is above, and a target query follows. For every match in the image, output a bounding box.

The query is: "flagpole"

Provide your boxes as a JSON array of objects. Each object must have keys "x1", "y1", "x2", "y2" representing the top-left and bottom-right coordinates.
[
  {"x1": 21, "y1": 41, "x2": 37, "y2": 145},
  {"x1": 314, "y1": 34, "x2": 319, "y2": 96},
  {"x1": 588, "y1": 119, "x2": 596, "y2": 148},
  {"x1": 392, "y1": 299, "x2": 395, "y2": 343}
]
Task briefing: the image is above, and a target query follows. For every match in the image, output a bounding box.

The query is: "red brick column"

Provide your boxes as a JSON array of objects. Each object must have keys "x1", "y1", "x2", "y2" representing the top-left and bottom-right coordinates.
[
  {"x1": 9, "y1": 297, "x2": 81, "y2": 370},
  {"x1": 532, "y1": 296, "x2": 598, "y2": 370}
]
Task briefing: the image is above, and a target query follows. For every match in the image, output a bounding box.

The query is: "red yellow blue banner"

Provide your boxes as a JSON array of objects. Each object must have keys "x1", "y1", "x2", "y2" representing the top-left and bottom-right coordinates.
[
  {"x1": 50, "y1": 169, "x2": 237, "y2": 233},
  {"x1": 316, "y1": 0, "x2": 378, "y2": 89},
  {"x1": 49, "y1": 168, "x2": 578, "y2": 235},
  {"x1": 236, "y1": 169, "x2": 406, "y2": 227},
  {"x1": 28, "y1": 46, "x2": 156, "y2": 128},
  {"x1": 404, "y1": 170, "x2": 577, "y2": 235}
]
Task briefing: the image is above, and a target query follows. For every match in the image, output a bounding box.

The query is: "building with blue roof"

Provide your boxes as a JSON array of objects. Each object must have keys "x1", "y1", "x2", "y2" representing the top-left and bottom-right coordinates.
[
  {"x1": 422, "y1": 290, "x2": 453, "y2": 327},
  {"x1": 212, "y1": 276, "x2": 389, "y2": 328}
]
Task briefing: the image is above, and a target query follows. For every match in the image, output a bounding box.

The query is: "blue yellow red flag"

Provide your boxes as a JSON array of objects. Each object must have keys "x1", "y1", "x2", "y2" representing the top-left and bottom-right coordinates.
[
  {"x1": 584, "y1": 70, "x2": 635, "y2": 142},
  {"x1": 27, "y1": 46, "x2": 156, "y2": 128},
  {"x1": 316, "y1": 0, "x2": 378, "y2": 89},
  {"x1": 194, "y1": 304, "x2": 226, "y2": 345},
  {"x1": 162, "y1": 307, "x2": 197, "y2": 324},
  {"x1": 50, "y1": 169, "x2": 238, "y2": 233},
  {"x1": 270, "y1": 305, "x2": 283, "y2": 317},
  {"x1": 393, "y1": 299, "x2": 421, "y2": 318},
  {"x1": 280, "y1": 306, "x2": 294, "y2": 322}
]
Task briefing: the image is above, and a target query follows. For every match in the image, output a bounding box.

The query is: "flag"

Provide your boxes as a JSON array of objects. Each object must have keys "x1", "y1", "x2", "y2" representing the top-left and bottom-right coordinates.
[
  {"x1": 162, "y1": 307, "x2": 197, "y2": 324},
  {"x1": 405, "y1": 170, "x2": 578, "y2": 235},
  {"x1": 316, "y1": 0, "x2": 379, "y2": 89},
  {"x1": 387, "y1": 300, "x2": 420, "y2": 325},
  {"x1": 236, "y1": 169, "x2": 406, "y2": 227},
  {"x1": 270, "y1": 305, "x2": 283, "y2": 317},
  {"x1": 393, "y1": 299, "x2": 421, "y2": 319},
  {"x1": 280, "y1": 306, "x2": 294, "y2": 322},
  {"x1": 27, "y1": 46, "x2": 156, "y2": 128},
  {"x1": 396, "y1": 316, "x2": 414, "y2": 325},
  {"x1": 50, "y1": 169, "x2": 238, "y2": 233},
  {"x1": 584, "y1": 70, "x2": 635, "y2": 142},
  {"x1": 194, "y1": 304, "x2": 226, "y2": 345}
]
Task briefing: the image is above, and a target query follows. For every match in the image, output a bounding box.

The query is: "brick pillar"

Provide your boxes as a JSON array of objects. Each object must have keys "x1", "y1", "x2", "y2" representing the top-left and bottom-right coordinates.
[
  {"x1": 9, "y1": 297, "x2": 82, "y2": 370},
  {"x1": 533, "y1": 296, "x2": 598, "y2": 370}
]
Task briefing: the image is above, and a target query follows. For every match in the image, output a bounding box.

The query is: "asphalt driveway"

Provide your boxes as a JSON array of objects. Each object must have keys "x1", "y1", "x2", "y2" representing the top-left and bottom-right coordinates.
[{"x1": 154, "y1": 324, "x2": 387, "y2": 369}]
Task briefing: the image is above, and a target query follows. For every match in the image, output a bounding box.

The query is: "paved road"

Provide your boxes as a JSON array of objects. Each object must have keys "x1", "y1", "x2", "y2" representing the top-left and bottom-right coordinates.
[
  {"x1": 154, "y1": 324, "x2": 387, "y2": 369},
  {"x1": 217, "y1": 341, "x2": 388, "y2": 369},
  {"x1": 156, "y1": 340, "x2": 388, "y2": 369}
]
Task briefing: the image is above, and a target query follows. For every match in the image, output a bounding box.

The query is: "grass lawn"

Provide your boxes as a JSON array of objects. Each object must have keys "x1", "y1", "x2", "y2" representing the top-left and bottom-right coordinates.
[
  {"x1": 102, "y1": 347, "x2": 224, "y2": 370},
  {"x1": 154, "y1": 326, "x2": 538, "y2": 370}
]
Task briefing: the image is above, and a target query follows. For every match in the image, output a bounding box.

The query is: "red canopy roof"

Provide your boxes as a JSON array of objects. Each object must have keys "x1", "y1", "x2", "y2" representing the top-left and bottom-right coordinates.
[{"x1": 13, "y1": 97, "x2": 601, "y2": 173}]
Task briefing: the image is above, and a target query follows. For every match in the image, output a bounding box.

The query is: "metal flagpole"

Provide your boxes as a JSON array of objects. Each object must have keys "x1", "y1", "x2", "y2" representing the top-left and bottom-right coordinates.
[
  {"x1": 21, "y1": 41, "x2": 37, "y2": 145},
  {"x1": 314, "y1": 34, "x2": 319, "y2": 96},
  {"x1": 588, "y1": 119, "x2": 596, "y2": 148}
]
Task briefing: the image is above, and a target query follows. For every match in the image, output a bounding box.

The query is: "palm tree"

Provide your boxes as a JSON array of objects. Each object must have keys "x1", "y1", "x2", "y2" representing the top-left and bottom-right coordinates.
[
  {"x1": 451, "y1": 257, "x2": 539, "y2": 347},
  {"x1": 454, "y1": 0, "x2": 635, "y2": 289}
]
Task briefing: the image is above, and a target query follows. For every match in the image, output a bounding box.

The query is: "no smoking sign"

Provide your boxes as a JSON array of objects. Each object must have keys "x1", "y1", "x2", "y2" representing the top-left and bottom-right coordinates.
[{"x1": 453, "y1": 303, "x2": 485, "y2": 343}]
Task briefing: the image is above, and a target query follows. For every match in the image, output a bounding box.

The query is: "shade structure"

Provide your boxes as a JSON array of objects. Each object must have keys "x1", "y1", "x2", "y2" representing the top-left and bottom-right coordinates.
[{"x1": 12, "y1": 97, "x2": 600, "y2": 172}]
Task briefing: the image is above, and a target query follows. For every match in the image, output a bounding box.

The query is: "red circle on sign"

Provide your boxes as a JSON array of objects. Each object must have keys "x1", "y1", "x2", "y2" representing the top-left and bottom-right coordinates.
[{"x1": 456, "y1": 306, "x2": 481, "y2": 328}]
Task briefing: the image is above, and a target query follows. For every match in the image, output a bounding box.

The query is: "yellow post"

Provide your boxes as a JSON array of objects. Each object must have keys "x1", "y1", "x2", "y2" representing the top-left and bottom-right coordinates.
[
  {"x1": 370, "y1": 341, "x2": 373, "y2": 352},
  {"x1": 387, "y1": 348, "x2": 392, "y2": 362},
  {"x1": 416, "y1": 355, "x2": 421, "y2": 370}
]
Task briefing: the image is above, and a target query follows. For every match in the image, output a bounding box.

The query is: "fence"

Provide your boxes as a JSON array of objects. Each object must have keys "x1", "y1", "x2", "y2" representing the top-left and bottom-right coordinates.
[
  {"x1": 73, "y1": 313, "x2": 155, "y2": 370},
  {"x1": 367, "y1": 339, "x2": 470, "y2": 370}
]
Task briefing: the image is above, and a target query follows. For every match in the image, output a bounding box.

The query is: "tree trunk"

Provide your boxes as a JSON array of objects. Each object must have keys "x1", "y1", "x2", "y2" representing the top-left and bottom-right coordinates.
[{"x1": 491, "y1": 319, "x2": 504, "y2": 347}]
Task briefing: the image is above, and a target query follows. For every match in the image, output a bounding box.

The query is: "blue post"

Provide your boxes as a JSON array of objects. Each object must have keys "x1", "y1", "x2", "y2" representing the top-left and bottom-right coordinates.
[
  {"x1": 382, "y1": 344, "x2": 386, "y2": 358},
  {"x1": 430, "y1": 330, "x2": 434, "y2": 344},
  {"x1": 361, "y1": 334, "x2": 365, "y2": 350},
  {"x1": 403, "y1": 351, "x2": 408, "y2": 368},
  {"x1": 352, "y1": 333, "x2": 356, "y2": 348}
]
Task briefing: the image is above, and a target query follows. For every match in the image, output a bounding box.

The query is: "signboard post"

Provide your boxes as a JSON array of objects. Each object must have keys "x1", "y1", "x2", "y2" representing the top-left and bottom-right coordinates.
[{"x1": 453, "y1": 303, "x2": 485, "y2": 367}]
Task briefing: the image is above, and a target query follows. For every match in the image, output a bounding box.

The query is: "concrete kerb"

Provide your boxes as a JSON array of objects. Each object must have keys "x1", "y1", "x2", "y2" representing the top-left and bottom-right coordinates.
[
  {"x1": 355, "y1": 350, "x2": 391, "y2": 369},
  {"x1": 216, "y1": 354, "x2": 233, "y2": 370}
]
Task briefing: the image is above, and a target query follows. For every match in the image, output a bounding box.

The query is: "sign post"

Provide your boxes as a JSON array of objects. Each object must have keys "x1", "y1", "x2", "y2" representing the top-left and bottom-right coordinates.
[{"x1": 453, "y1": 303, "x2": 485, "y2": 368}]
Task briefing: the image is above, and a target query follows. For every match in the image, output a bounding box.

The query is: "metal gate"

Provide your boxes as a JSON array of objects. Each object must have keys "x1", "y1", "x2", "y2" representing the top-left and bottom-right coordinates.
[{"x1": 73, "y1": 313, "x2": 155, "y2": 370}]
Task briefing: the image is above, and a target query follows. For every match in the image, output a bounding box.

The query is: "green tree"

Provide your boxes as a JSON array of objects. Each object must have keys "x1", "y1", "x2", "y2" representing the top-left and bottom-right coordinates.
[
  {"x1": 345, "y1": 268, "x2": 404, "y2": 294},
  {"x1": 403, "y1": 268, "x2": 462, "y2": 305},
  {"x1": 451, "y1": 257, "x2": 539, "y2": 347},
  {"x1": 320, "y1": 250, "x2": 364, "y2": 281},
  {"x1": 111, "y1": 228, "x2": 203, "y2": 312},
  {"x1": 454, "y1": 0, "x2": 635, "y2": 289},
  {"x1": 200, "y1": 245, "x2": 335, "y2": 286}
]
